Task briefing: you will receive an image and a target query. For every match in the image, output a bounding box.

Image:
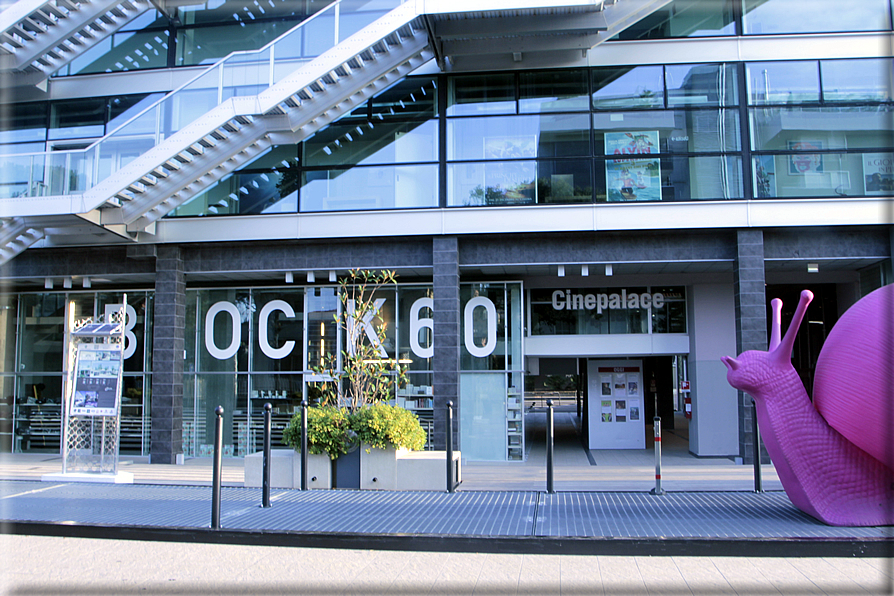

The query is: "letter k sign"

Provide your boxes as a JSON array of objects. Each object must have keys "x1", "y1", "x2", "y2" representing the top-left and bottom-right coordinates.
[{"x1": 346, "y1": 298, "x2": 388, "y2": 357}]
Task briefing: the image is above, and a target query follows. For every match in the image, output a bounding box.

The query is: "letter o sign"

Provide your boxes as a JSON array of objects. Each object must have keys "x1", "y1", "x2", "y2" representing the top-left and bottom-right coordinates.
[
  {"x1": 205, "y1": 301, "x2": 241, "y2": 360},
  {"x1": 464, "y1": 296, "x2": 497, "y2": 358}
]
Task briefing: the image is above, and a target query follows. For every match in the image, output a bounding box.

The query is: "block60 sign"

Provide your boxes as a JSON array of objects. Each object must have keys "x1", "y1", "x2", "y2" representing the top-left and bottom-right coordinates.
[{"x1": 203, "y1": 295, "x2": 500, "y2": 361}]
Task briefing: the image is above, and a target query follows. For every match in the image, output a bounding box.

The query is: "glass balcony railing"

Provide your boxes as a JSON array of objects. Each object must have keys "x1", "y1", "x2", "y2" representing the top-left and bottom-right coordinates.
[{"x1": 0, "y1": 0, "x2": 404, "y2": 201}]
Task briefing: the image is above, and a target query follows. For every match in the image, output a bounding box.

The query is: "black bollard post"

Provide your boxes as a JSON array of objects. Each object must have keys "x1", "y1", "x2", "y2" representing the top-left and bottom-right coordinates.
[
  {"x1": 300, "y1": 399, "x2": 308, "y2": 491},
  {"x1": 446, "y1": 400, "x2": 455, "y2": 493},
  {"x1": 752, "y1": 398, "x2": 763, "y2": 493},
  {"x1": 546, "y1": 399, "x2": 555, "y2": 494},
  {"x1": 262, "y1": 402, "x2": 272, "y2": 507},
  {"x1": 211, "y1": 405, "x2": 224, "y2": 529}
]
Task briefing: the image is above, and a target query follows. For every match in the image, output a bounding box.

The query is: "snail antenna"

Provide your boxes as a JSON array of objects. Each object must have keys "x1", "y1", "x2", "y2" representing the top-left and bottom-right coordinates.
[
  {"x1": 768, "y1": 298, "x2": 783, "y2": 351},
  {"x1": 772, "y1": 290, "x2": 813, "y2": 365}
]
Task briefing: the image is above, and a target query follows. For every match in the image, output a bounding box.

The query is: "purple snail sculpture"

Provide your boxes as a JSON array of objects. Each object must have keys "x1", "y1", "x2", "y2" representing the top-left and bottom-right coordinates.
[{"x1": 722, "y1": 284, "x2": 894, "y2": 526}]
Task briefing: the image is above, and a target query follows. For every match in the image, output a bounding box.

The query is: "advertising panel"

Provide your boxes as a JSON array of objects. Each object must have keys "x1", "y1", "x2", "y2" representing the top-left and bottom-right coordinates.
[{"x1": 70, "y1": 344, "x2": 123, "y2": 417}]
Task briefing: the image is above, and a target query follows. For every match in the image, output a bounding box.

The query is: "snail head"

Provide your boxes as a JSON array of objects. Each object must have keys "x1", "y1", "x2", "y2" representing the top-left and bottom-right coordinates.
[{"x1": 722, "y1": 290, "x2": 814, "y2": 399}]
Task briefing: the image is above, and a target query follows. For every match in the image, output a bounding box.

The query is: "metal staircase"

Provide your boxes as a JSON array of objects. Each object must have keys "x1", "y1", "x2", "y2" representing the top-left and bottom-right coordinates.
[
  {"x1": 0, "y1": 0, "x2": 671, "y2": 265},
  {"x1": 0, "y1": 0, "x2": 152, "y2": 78}
]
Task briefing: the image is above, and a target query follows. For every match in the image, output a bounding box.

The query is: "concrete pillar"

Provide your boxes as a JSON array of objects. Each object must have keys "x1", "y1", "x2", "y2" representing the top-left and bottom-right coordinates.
[
  {"x1": 150, "y1": 245, "x2": 185, "y2": 464},
  {"x1": 432, "y1": 236, "x2": 459, "y2": 451},
  {"x1": 734, "y1": 229, "x2": 768, "y2": 464}
]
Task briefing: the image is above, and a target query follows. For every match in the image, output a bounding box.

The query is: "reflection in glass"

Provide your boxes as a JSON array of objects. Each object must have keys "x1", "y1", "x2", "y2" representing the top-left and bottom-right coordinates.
[
  {"x1": 746, "y1": 61, "x2": 820, "y2": 105},
  {"x1": 614, "y1": 0, "x2": 736, "y2": 39},
  {"x1": 448, "y1": 114, "x2": 589, "y2": 160},
  {"x1": 597, "y1": 155, "x2": 743, "y2": 202},
  {"x1": 743, "y1": 0, "x2": 892, "y2": 34},
  {"x1": 447, "y1": 73, "x2": 515, "y2": 116},
  {"x1": 593, "y1": 66, "x2": 664, "y2": 109},
  {"x1": 821, "y1": 59, "x2": 894, "y2": 102},
  {"x1": 300, "y1": 164, "x2": 438, "y2": 211},
  {"x1": 594, "y1": 109, "x2": 740, "y2": 154},
  {"x1": 750, "y1": 106, "x2": 894, "y2": 152},
  {"x1": 304, "y1": 120, "x2": 437, "y2": 167},
  {"x1": 753, "y1": 152, "x2": 892, "y2": 199},
  {"x1": 519, "y1": 70, "x2": 589, "y2": 113},
  {"x1": 448, "y1": 160, "x2": 593, "y2": 206},
  {"x1": 665, "y1": 63, "x2": 738, "y2": 107}
]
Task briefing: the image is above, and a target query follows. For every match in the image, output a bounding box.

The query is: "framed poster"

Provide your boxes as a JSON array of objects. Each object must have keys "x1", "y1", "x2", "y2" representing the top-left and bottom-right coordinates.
[
  {"x1": 606, "y1": 158, "x2": 661, "y2": 201},
  {"x1": 788, "y1": 140, "x2": 824, "y2": 174},
  {"x1": 863, "y1": 152, "x2": 894, "y2": 195},
  {"x1": 588, "y1": 361, "x2": 645, "y2": 449},
  {"x1": 70, "y1": 344, "x2": 123, "y2": 417},
  {"x1": 605, "y1": 131, "x2": 659, "y2": 156}
]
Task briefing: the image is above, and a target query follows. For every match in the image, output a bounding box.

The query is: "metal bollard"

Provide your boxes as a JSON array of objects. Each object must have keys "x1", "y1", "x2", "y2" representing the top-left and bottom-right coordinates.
[
  {"x1": 752, "y1": 398, "x2": 763, "y2": 493},
  {"x1": 446, "y1": 401, "x2": 455, "y2": 493},
  {"x1": 300, "y1": 399, "x2": 308, "y2": 491},
  {"x1": 650, "y1": 416, "x2": 665, "y2": 496},
  {"x1": 262, "y1": 402, "x2": 272, "y2": 508},
  {"x1": 546, "y1": 399, "x2": 555, "y2": 494},
  {"x1": 211, "y1": 405, "x2": 224, "y2": 528}
]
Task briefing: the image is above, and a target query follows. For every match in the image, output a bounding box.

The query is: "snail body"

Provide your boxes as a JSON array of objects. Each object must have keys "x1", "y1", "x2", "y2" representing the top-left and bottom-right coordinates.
[{"x1": 722, "y1": 286, "x2": 894, "y2": 526}]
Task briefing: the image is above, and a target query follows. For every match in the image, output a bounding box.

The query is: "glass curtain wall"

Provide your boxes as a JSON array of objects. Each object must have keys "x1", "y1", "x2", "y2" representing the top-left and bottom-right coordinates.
[
  {"x1": 164, "y1": 59, "x2": 890, "y2": 217},
  {"x1": 52, "y1": 1, "x2": 332, "y2": 77},
  {"x1": 1, "y1": 291, "x2": 153, "y2": 455},
  {"x1": 459, "y1": 282, "x2": 524, "y2": 461},
  {"x1": 748, "y1": 58, "x2": 894, "y2": 199},
  {"x1": 183, "y1": 283, "x2": 439, "y2": 456},
  {"x1": 447, "y1": 64, "x2": 742, "y2": 205}
]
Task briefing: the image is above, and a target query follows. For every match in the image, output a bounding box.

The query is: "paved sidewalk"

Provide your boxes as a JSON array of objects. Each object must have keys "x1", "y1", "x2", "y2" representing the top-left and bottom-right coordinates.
[{"x1": 3, "y1": 534, "x2": 892, "y2": 596}]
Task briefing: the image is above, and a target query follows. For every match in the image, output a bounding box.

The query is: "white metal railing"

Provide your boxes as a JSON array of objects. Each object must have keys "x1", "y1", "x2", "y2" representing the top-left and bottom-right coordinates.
[{"x1": 0, "y1": 0, "x2": 403, "y2": 200}]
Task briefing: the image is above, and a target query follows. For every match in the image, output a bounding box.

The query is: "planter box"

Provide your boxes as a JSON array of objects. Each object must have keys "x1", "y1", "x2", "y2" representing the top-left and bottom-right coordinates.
[
  {"x1": 243, "y1": 449, "x2": 331, "y2": 489},
  {"x1": 243, "y1": 447, "x2": 460, "y2": 491}
]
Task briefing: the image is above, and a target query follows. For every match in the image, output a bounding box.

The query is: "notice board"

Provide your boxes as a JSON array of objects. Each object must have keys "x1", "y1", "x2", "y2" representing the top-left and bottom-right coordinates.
[{"x1": 587, "y1": 360, "x2": 645, "y2": 449}]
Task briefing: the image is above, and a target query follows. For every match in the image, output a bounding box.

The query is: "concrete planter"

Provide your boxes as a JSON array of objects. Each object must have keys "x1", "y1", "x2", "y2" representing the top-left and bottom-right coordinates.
[
  {"x1": 244, "y1": 449, "x2": 332, "y2": 489},
  {"x1": 244, "y1": 447, "x2": 460, "y2": 491}
]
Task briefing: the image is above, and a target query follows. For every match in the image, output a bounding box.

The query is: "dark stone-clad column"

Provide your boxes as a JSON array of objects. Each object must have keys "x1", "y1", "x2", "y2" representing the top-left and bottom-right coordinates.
[
  {"x1": 734, "y1": 229, "x2": 768, "y2": 465},
  {"x1": 432, "y1": 236, "x2": 460, "y2": 451},
  {"x1": 150, "y1": 245, "x2": 185, "y2": 464}
]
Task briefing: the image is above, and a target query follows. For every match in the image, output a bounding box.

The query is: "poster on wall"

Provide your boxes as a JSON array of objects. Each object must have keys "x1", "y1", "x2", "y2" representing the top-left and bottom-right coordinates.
[
  {"x1": 605, "y1": 131, "x2": 661, "y2": 202},
  {"x1": 601, "y1": 400, "x2": 612, "y2": 422},
  {"x1": 629, "y1": 399, "x2": 641, "y2": 421},
  {"x1": 863, "y1": 152, "x2": 894, "y2": 195},
  {"x1": 70, "y1": 344, "x2": 123, "y2": 417},
  {"x1": 788, "y1": 140, "x2": 824, "y2": 174},
  {"x1": 606, "y1": 158, "x2": 661, "y2": 201}
]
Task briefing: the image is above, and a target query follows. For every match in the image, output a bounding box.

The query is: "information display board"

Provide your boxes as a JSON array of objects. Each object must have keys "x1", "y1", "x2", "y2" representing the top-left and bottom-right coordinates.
[
  {"x1": 70, "y1": 344, "x2": 123, "y2": 417},
  {"x1": 587, "y1": 360, "x2": 645, "y2": 449}
]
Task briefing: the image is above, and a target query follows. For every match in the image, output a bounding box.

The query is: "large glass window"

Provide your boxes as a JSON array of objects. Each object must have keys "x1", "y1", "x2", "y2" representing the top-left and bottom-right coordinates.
[
  {"x1": 594, "y1": 109, "x2": 740, "y2": 154},
  {"x1": 447, "y1": 73, "x2": 516, "y2": 116},
  {"x1": 447, "y1": 114, "x2": 590, "y2": 160},
  {"x1": 519, "y1": 70, "x2": 590, "y2": 113},
  {"x1": 743, "y1": 0, "x2": 893, "y2": 34},
  {"x1": 746, "y1": 61, "x2": 820, "y2": 105},
  {"x1": 613, "y1": 0, "x2": 736, "y2": 39},
  {"x1": 821, "y1": 59, "x2": 894, "y2": 103},
  {"x1": 592, "y1": 66, "x2": 665, "y2": 110},
  {"x1": 300, "y1": 164, "x2": 438, "y2": 211},
  {"x1": 530, "y1": 287, "x2": 686, "y2": 335}
]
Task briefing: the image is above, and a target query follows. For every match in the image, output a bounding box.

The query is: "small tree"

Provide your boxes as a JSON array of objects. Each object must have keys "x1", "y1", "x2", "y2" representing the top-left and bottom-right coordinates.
[{"x1": 311, "y1": 269, "x2": 408, "y2": 413}]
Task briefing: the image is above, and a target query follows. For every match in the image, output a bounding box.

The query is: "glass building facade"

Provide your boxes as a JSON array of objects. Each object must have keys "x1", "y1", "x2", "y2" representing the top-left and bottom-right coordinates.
[{"x1": 1, "y1": 0, "x2": 892, "y2": 465}]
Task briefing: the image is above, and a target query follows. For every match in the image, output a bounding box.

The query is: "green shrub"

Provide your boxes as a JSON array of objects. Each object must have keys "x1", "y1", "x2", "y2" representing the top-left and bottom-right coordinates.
[
  {"x1": 282, "y1": 403, "x2": 426, "y2": 458},
  {"x1": 282, "y1": 405, "x2": 350, "y2": 460},
  {"x1": 349, "y1": 403, "x2": 427, "y2": 452}
]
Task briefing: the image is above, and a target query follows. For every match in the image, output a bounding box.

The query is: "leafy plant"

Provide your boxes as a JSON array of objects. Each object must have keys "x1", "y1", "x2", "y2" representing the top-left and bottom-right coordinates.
[
  {"x1": 282, "y1": 405, "x2": 350, "y2": 459},
  {"x1": 349, "y1": 402, "x2": 426, "y2": 452},
  {"x1": 282, "y1": 403, "x2": 426, "y2": 458},
  {"x1": 312, "y1": 269, "x2": 408, "y2": 413}
]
